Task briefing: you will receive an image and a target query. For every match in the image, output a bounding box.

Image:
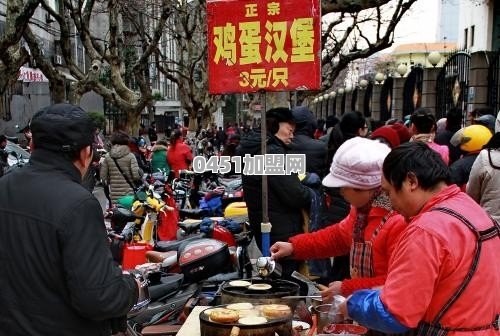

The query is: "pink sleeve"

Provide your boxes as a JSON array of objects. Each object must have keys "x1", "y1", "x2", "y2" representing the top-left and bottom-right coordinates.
[
  {"x1": 341, "y1": 275, "x2": 386, "y2": 296},
  {"x1": 380, "y1": 226, "x2": 448, "y2": 328},
  {"x1": 289, "y1": 207, "x2": 355, "y2": 260}
]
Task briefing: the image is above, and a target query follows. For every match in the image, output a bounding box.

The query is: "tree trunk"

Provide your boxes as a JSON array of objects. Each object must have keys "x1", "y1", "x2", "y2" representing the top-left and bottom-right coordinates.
[
  {"x1": 125, "y1": 109, "x2": 142, "y2": 135},
  {"x1": 148, "y1": 105, "x2": 155, "y2": 123},
  {"x1": 188, "y1": 113, "x2": 198, "y2": 132},
  {"x1": 202, "y1": 108, "x2": 212, "y2": 129},
  {"x1": 264, "y1": 92, "x2": 290, "y2": 110},
  {"x1": 50, "y1": 78, "x2": 67, "y2": 104}
]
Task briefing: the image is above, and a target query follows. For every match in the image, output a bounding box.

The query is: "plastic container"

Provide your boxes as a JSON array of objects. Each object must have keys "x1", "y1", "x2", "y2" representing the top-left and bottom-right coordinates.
[
  {"x1": 323, "y1": 323, "x2": 368, "y2": 335},
  {"x1": 122, "y1": 242, "x2": 153, "y2": 270}
]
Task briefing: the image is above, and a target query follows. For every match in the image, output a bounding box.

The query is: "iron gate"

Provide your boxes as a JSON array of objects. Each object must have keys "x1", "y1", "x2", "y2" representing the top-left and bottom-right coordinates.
[
  {"x1": 0, "y1": 85, "x2": 12, "y2": 121},
  {"x1": 103, "y1": 101, "x2": 126, "y2": 134},
  {"x1": 380, "y1": 77, "x2": 393, "y2": 122},
  {"x1": 363, "y1": 82, "x2": 373, "y2": 117},
  {"x1": 330, "y1": 96, "x2": 337, "y2": 117},
  {"x1": 487, "y1": 50, "x2": 500, "y2": 114},
  {"x1": 403, "y1": 66, "x2": 423, "y2": 117},
  {"x1": 340, "y1": 92, "x2": 346, "y2": 115},
  {"x1": 351, "y1": 87, "x2": 358, "y2": 112},
  {"x1": 435, "y1": 51, "x2": 471, "y2": 120}
]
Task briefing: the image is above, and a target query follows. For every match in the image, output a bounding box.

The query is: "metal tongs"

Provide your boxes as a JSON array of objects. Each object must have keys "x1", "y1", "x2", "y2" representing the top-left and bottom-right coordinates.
[
  {"x1": 281, "y1": 295, "x2": 322, "y2": 300},
  {"x1": 291, "y1": 271, "x2": 328, "y2": 290}
]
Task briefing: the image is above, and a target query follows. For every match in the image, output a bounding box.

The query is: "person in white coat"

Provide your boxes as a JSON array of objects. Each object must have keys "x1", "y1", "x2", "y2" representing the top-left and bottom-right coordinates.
[{"x1": 466, "y1": 120, "x2": 500, "y2": 221}]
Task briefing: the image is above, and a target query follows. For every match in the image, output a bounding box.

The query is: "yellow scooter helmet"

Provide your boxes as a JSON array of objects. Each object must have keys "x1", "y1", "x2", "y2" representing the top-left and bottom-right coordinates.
[{"x1": 451, "y1": 124, "x2": 492, "y2": 153}]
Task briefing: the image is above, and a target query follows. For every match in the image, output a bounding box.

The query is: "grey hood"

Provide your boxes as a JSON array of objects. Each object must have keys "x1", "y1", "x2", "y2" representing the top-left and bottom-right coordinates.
[
  {"x1": 292, "y1": 106, "x2": 317, "y2": 137},
  {"x1": 110, "y1": 145, "x2": 131, "y2": 159}
]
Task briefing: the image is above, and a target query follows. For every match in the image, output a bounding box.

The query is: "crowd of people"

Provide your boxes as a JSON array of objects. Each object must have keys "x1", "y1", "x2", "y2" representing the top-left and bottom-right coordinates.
[
  {"x1": 0, "y1": 101, "x2": 498, "y2": 335},
  {"x1": 245, "y1": 105, "x2": 499, "y2": 335}
]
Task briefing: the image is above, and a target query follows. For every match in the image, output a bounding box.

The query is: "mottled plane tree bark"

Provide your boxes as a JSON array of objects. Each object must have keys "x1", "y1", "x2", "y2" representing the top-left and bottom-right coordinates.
[
  {"x1": 153, "y1": 0, "x2": 222, "y2": 131},
  {"x1": 64, "y1": 0, "x2": 172, "y2": 134},
  {"x1": 0, "y1": 0, "x2": 40, "y2": 96}
]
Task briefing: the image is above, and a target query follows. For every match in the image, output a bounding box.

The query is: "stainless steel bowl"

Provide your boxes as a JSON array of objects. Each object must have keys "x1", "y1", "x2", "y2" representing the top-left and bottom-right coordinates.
[{"x1": 311, "y1": 304, "x2": 344, "y2": 333}]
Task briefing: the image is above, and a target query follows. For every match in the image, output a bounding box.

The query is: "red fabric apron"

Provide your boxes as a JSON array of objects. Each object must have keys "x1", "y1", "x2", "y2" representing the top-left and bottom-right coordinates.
[{"x1": 349, "y1": 214, "x2": 389, "y2": 279}]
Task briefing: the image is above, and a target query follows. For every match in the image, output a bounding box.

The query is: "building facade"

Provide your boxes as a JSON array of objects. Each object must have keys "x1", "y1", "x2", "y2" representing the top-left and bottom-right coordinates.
[{"x1": 458, "y1": 0, "x2": 498, "y2": 51}]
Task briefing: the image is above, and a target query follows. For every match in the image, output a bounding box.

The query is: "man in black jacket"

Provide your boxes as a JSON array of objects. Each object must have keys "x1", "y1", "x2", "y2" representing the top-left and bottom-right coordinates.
[
  {"x1": 0, "y1": 104, "x2": 139, "y2": 335},
  {"x1": 148, "y1": 121, "x2": 158, "y2": 143},
  {"x1": 288, "y1": 106, "x2": 328, "y2": 178},
  {"x1": 238, "y1": 107, "x2": 311, "y2": 278}
]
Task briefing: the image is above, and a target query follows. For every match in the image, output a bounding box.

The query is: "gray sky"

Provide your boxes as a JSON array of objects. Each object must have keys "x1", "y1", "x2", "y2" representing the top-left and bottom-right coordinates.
[{"x1": 392, "y1": 0, "x2": 439, "y2": 46}]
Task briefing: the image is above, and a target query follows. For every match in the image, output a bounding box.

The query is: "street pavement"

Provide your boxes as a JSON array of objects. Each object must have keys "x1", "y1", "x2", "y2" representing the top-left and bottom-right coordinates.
[{"x1": 92, "y1": 185, "x2": 107, "y2": 213}]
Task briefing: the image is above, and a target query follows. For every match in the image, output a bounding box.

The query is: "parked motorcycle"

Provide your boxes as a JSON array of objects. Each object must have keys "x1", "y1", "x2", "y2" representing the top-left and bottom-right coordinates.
[{"x1": 125, "y1": 266, "x2": 200, "y2": 335}]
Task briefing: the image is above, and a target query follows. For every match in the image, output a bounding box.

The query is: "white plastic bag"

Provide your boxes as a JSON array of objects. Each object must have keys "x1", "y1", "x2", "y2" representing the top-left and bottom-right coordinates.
[{"x1": 328, "y1": 295, "x2": 347, "y2": 323}]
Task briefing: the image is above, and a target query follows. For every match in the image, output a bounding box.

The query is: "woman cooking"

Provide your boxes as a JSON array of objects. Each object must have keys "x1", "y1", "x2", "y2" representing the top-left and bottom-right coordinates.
[
  {"x1": 270, "y1": 137, "x2": 407, "y2": 304},
  {"x1": 339, "y1": 142, "x2": 499, "y2": 335}
]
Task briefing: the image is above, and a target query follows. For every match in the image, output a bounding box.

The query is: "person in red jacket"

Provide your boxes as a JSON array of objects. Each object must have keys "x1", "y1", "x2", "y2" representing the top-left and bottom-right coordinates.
[
  {"x1": 167, "y1": 129, "x2": 193, "y2": 178},
  {"x1": 341, "y1": 142, "x2": 500, "y2": 335},
  {"x1": 270, "y1": 137, "x2": 407, "y2": 302}
]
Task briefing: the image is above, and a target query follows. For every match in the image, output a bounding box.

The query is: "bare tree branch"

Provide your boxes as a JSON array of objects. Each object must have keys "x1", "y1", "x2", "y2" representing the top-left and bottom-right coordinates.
[
  {"x1": 320, "y1": 0, "x2": 418, "y2": 89},
  {"x1": 0, "y1": 0, "x2": 41, "y2": 94},
  {"x1": 322, "y1": 0, "x2": 393, "y2": 14}
]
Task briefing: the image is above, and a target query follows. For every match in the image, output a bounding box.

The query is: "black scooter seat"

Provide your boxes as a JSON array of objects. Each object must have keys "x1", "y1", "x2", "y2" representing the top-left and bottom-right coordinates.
[
  {"x1": 154, "y1": 233, "x2": 205, "y2": 252},
  {"x1": 179, "y1": 208, "x2": 208, "y2": 219},
  {"x1": 148, "y1": 273, "x2": 184, "y2": 301}
]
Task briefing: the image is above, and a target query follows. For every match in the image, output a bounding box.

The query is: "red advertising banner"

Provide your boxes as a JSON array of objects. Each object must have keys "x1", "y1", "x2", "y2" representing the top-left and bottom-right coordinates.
[{"x1": 207, "y1": 0, "x2": 321, "y2": 94}]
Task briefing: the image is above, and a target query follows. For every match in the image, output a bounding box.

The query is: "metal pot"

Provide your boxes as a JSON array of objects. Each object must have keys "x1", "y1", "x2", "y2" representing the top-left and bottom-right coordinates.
[{"x1": 311, "y1": 304, "x2": 344, "y2": 333}]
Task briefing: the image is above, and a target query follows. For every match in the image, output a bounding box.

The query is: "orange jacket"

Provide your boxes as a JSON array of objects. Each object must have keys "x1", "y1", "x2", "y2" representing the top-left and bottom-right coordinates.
[
  {"x1": 380, "y1": 185, "x2": 500, "y2": 334},
  {"x1": 289, "y1": 206, "x2": 406, "y2": 296}
]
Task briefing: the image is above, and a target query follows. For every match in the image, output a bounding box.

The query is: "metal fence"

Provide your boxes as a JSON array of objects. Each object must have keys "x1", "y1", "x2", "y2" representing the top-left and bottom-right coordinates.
[
  {"x1": 435, "y1": 51, "x2": 471, "y2": 120},
  {"x1": 487, "y1": 50, "x2": 500, "y2": 114},
  {"x1": 351, "y1": 87, "x2": 358, "y2": 112},
  {"x1": 363, "y1": 82, "x2": 373, "y2": 118},
  {"x1": 403, "y1": 66, "x2": 423, "y2": 117},
  {"x1": 380, "y1": 77, "x2": 393, "y2": 122}
]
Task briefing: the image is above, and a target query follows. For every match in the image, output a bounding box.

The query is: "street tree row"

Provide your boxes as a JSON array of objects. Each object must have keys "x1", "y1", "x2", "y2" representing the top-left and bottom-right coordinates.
[{"x1": 0, "y1": 0, "x2": 417, "y2": 133}]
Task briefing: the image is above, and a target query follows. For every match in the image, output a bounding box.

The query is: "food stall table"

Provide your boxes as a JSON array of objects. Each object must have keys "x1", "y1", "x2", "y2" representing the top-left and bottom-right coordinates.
[{"x1": 176, "y1": 305, "x2": 209, "y2": 336}]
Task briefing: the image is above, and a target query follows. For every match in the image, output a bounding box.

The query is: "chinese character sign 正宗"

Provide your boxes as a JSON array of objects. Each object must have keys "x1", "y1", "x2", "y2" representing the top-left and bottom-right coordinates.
[{"x1": 207, "y1": 0, "x2": 321, "y2": 94}]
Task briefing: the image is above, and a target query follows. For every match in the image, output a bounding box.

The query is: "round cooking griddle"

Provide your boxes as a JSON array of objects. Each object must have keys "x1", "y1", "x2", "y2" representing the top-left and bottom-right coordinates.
[
  {"x1": 222, "y1": 279, "x2": 299, "y2": 297},
  {"x1": 248, "y1": 283, "x2": 272, "y2": 291}
]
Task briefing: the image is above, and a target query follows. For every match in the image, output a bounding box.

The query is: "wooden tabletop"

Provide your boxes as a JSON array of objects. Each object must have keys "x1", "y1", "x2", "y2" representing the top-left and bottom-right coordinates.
[{"x1": 176, "y1": 305, "x2": 209, "y2": 336}]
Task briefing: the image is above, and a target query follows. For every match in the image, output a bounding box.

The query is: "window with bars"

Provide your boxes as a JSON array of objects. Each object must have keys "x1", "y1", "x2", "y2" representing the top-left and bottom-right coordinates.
[
  {"x1": 464, "y1": 28, "x2": 468, "y2": 49},
  {"x1": 0, "y1": 81, "x2": 21, "y2": 121},
  {"x1": 470, "y1": 25, "x2": 475, "y2": 47}
]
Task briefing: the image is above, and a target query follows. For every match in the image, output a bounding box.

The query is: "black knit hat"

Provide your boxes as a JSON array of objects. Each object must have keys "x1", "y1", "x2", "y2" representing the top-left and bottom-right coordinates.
[
  {"x1": 265, "y1": 107, "x2": 294, "y2": 123},
  {"x1": 30, "y1": 103, "x2": 95, "y2": 152}
]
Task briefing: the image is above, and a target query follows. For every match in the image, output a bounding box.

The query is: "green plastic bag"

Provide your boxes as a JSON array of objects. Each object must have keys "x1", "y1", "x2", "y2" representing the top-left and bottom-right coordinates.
[{"x1": 117, "y1": 195, "x2": 135, "y2": 209}]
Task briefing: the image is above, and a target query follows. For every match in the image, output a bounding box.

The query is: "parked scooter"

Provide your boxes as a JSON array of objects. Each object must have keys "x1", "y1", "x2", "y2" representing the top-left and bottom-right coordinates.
[{"x1": 125, "y1": 266, "x2": 200, "y2": 335}]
